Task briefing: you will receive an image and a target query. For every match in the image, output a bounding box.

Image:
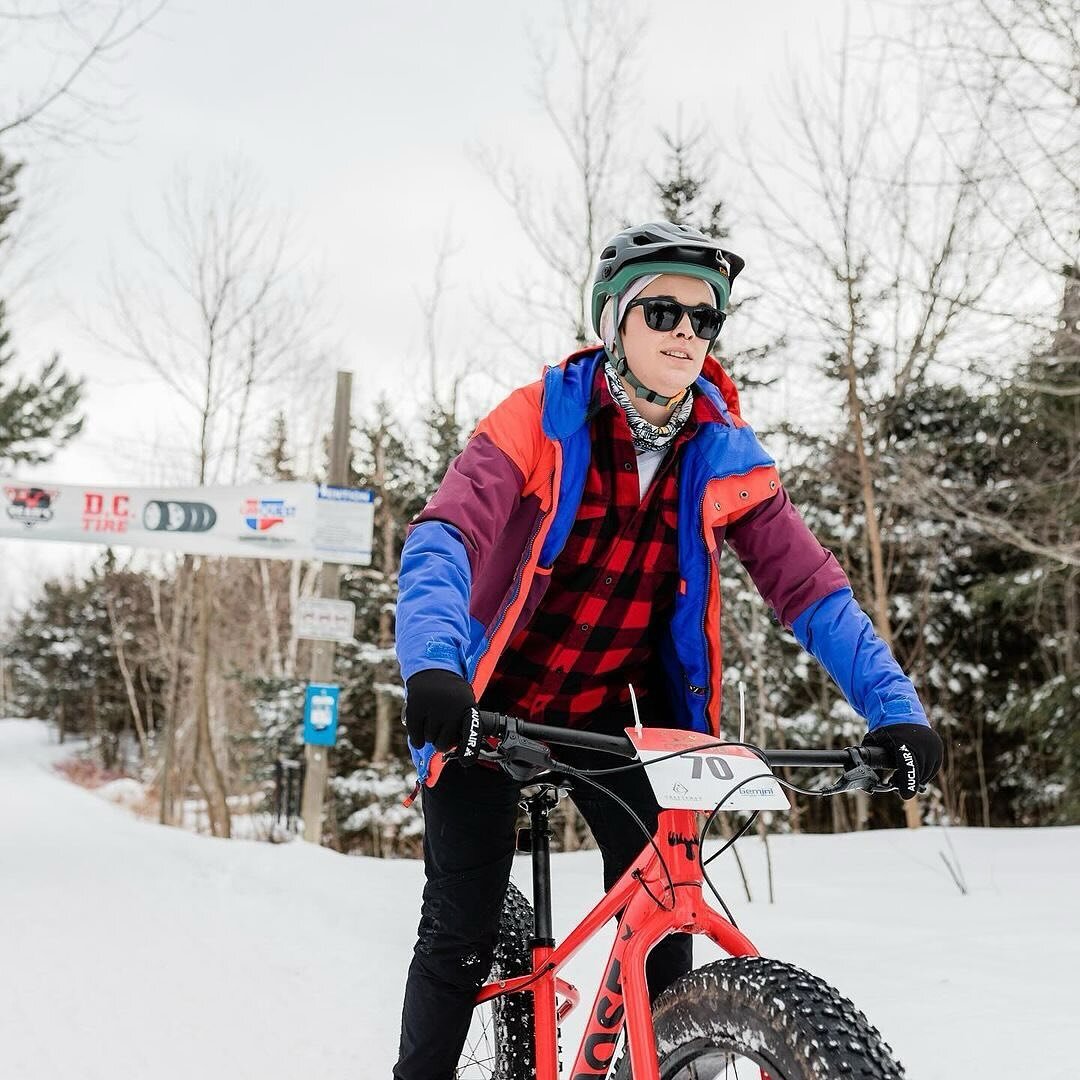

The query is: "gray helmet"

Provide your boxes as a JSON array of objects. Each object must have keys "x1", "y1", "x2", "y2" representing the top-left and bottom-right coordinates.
[
  {"x1": 591, "y1": 221, "x2": 745, "y2": 339},
  {"x1": 591, "y1": 222, "x2": 745, "y2": 406}
]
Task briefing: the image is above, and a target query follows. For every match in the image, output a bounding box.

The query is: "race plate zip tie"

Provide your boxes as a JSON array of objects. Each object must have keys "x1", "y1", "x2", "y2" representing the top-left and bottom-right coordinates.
[
  {"x1": 738, "y1": 681, "x2": 747, "y2": 744},
  {"x1": 628, "y1": 682, "x2": 643, "y2": 734}
]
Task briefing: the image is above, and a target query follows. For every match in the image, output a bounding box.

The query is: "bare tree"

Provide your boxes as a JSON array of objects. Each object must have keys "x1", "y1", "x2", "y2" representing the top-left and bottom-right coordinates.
[
  {"x1": 101, "y1": 162, "x2": 322, "y2": 837},
  {"x1": 907, "y1": 0, "x2": 1080, "y2": 568},
  {"x1": 0, "y1": 0, "x2": 167, "y2": 145},
  {"x1": 926, "y1": 0, "x2": 1080, "y2": 290},
  {"x1": 747, "y1": 26, "x2": 1003, "y2": 827},
  {"x1": 476, "y1": 0, "x2": 645, "y2": 367},
  {"x1": 105, "y1": 164, "x2": 315, "y2": 485}
]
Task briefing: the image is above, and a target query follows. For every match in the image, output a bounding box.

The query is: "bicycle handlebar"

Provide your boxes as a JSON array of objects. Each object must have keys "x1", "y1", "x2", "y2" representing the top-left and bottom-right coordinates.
[{"x1": 475, "y1": 710, "x2": 892, "y2": 772}]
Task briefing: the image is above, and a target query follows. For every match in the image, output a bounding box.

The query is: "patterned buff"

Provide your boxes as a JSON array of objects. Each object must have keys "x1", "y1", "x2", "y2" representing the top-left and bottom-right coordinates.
[{"x1": 603, "y1": 360, "x2": 695, "y2": 453}]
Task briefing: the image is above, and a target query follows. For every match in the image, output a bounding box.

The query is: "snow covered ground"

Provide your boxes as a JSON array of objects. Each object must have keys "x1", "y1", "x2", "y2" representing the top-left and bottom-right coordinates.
[{"x1": 2, "y1": 717, "x2": 1077, "y2": 1079}]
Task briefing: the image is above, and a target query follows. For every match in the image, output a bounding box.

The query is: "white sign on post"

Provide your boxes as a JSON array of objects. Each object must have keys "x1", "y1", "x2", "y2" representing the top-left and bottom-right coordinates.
[{"x1": 295, "y1": 598, "x2": 356, "y2": 643}]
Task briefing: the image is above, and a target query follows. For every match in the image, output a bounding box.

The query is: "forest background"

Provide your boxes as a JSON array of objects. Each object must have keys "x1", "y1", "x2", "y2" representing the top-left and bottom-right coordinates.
[{"x1": 0, "y1": 0, "x2": 1076, "y2": 851}]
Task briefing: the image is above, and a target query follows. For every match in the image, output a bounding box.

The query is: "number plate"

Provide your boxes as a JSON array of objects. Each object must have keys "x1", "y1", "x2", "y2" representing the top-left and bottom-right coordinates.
[{"x1": 626, "y1": 728, "x2": 790, "y2": 812}]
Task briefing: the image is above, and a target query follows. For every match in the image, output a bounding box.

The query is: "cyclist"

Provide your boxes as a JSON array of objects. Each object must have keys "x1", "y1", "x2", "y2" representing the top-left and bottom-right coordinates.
[{"x1": 392, "y1": 222, "x2": 942, "y2": 1079}]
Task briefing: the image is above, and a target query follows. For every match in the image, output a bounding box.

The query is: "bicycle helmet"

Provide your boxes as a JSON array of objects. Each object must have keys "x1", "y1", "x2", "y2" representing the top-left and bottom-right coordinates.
[{"x1": 591, "y1": 222, "x2": 745, "y2": 404}]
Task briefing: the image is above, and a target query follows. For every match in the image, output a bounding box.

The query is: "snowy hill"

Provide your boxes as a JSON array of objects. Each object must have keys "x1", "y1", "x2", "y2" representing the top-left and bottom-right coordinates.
[{"x1": 1, "y1": 718, "x2": 1076, "y2": 1079}]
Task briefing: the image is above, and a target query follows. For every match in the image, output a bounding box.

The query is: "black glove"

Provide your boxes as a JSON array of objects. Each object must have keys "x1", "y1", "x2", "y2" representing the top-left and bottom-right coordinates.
[
  {"x1": 862, "y1": 723, "x2": 943, "y2": 800},
  {"x1": 403, "y1": 669, "x2": 477, "y2": 759}
]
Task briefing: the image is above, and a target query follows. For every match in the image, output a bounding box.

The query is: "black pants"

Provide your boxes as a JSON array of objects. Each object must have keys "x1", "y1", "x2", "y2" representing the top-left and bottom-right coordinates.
[{"x1": 392, "y1": 745, "x2": 693, "y2": 1080}]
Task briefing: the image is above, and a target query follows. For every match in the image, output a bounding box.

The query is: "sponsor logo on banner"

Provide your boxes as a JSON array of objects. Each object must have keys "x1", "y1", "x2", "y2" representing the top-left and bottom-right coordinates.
[
  {"x1": 316, "y1": 484, "x2": 374, "y2": 504},
  {"x1": 143, "y1": 500, "x2": 217, "y2": 533},
  {"x1": 82, "y1": 492, "x2": 131, "y2": 534},
  {"x1": 240, "y1": 497, "x2": 296, "y2": 539},
  {"x1": 3, "y1": 486, "x2": 59, "y2": 527}
]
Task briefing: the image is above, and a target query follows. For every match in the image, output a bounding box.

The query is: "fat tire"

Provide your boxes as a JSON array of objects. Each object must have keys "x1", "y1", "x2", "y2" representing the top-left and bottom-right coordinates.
[
  {"x1": 614, "y1": 956, "x2": 905, "y2": 1080},
  {"x1": 458, "y1": 881, "x2": 536, "y2": 1079}
]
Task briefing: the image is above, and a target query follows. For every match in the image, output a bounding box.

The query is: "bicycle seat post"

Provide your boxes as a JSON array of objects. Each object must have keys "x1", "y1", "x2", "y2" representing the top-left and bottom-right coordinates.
[{"x1": 519, "y1": 785, "x2": 560, "y2": 949}]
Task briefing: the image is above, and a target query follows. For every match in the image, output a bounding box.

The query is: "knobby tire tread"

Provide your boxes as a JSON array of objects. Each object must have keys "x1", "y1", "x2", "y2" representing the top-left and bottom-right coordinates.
[{"x1": 614, "y1": 955, "x2": 906, "y2": 1080}]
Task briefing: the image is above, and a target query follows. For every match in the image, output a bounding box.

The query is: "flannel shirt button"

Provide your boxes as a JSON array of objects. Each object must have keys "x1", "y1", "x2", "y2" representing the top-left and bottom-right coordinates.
[
  {"x1": 580, "y1": 623, "x2": 589, "y2": 631},
  {"x1": 604, "y1": 576, "x2": 613, "y2": 585},
  {"x1": 623, "y1": 462, "x2": 634, "y2": 471}
]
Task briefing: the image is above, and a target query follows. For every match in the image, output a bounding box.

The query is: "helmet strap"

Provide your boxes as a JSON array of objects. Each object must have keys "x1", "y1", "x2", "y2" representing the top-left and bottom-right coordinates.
[{"x1": 610, "y1": 327, "x2": 700, "y2": 407}]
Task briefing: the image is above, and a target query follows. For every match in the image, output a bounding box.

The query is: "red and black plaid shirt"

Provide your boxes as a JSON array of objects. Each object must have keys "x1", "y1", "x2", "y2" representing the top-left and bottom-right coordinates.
[{"x1": 479, "y1": 365, "x2": 724, "y2": 730}]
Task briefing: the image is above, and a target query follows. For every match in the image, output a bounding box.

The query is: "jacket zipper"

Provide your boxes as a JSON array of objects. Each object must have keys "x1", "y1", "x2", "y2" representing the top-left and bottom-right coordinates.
[
  {"x1": 693, "y1": 488, "x2": 713, "y2": 716},
  {"x1": 691, "y1": 463, "x2": 777, "y2": 726}
]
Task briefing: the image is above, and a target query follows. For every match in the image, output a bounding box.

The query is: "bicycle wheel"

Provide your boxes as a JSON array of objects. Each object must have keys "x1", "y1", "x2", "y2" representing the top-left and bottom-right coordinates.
[
  {"x1": 613, "y1": 956, "x2": 906, "y2": 1080},
  {"x1": 456, "y1": 881, "x2": 536, "y2": 1079}
]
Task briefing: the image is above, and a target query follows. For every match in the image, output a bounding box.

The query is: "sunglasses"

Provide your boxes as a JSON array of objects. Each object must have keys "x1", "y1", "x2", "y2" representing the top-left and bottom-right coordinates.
[{"x1": 624, "y1": 296, "x2": 726, "y2": 340}]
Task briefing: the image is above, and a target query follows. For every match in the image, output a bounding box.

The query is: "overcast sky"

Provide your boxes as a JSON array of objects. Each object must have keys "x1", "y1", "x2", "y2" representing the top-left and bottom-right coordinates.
[{"x1": 1, "y1": 0, "x2": 890, "y2": 612}]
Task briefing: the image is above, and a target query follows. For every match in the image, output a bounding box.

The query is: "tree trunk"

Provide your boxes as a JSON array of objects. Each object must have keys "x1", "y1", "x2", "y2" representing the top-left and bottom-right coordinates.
[
  {"x1": 192, "y1": 559, "x2": 231, "y2": 838},
  {"x1": 285, "y1": 560, "x2": 302, "y2": 678},
  {"x1": 975, "y1": 712, "x2": 991, "y2": 829},
  {"x1": 138, "y1": 662, "x2": 155, "y2": 737},
  {"x1": 158, "y1": 557, "x2": 193, "y2": 826},
  {"x1": 842, "y1": 338, "x2": 922, "y2": 830},
  {"x1": 258, "y1": 560, "x2": 284, "y2": 678},
  {"x1": 105, "y1": 595, "x2": 149, "y2": 764}
]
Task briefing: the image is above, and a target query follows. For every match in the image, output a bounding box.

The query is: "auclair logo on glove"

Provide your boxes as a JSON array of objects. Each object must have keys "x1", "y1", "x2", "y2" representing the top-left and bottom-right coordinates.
[
  {"x1": 459, "y1": 707, "x2": 482, "y2": 766},
  {"x1": 899, "y1": 744, "x2": 916, "y2": 793}
]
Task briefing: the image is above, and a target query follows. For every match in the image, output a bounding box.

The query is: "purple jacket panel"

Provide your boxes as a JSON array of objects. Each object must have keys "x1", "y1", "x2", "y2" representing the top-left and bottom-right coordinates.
[
  {"x1": 409, "y1": 431, "x2": 543, "y2": 632},
  {"x1": 721, "y1": 487, "x2": 850, "y2": 628},
  {"x1": 504, "y1": 570, "x2": 552, "y2": 642}
]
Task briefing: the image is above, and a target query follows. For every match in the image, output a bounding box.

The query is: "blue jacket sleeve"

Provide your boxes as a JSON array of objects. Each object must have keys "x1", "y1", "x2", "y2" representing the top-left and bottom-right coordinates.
[
  {"x1": 790, "y1": 587, "x2": 929, "y2": 731},
  {"x1": 396, "y1": 520, "x2": 473, "y2": 683}
]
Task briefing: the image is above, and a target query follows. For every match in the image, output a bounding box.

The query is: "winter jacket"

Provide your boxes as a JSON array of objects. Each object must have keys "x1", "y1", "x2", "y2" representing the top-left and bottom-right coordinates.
[{"x1": 396, "y1": 347, "x2": 929, "y2": 737}]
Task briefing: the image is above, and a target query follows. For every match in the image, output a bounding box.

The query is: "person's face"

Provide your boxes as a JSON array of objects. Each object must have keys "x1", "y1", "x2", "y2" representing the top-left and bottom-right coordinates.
[{"x1": 619, "y1": 274, "x2": 717, "y2": 400}]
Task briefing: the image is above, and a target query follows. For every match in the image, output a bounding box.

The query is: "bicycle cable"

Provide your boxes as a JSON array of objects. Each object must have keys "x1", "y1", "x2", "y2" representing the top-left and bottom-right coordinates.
[
  {"x1": 553, "y1": 763, "x2": 679, "y2": 913},
  {"x1": 545, "y1": 740, "x2": 893, "y2": 926}
]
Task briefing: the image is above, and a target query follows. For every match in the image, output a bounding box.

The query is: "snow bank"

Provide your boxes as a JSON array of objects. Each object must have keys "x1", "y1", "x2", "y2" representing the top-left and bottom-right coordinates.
[{"x1": 1, "y1": 718, "x2": 1076, "y2": 1079}]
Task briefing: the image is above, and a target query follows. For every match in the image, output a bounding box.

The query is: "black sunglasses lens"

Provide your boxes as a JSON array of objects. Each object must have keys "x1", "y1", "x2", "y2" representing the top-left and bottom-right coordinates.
[
  {"x1": 641, "y1": 298, "x2": 682, "y2": 332},
  {"x1": 689, "y1": 305, "x2": 723, "y2": 338},
  {"x1": 639, "y1": 298, "x2": 723, "y2": 339}
]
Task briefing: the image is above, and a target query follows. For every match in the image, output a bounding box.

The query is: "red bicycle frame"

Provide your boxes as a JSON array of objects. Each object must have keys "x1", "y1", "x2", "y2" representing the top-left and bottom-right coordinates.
[{"x1": 473, "y1": 803, "x2": 759, "y2": 1080}]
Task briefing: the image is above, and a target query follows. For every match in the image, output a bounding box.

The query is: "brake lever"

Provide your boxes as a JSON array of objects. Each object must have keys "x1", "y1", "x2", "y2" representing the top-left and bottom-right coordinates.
[
  {"x1": 497, "y1": 730, "x2": 556, "y2": 783},
  {"x1": 819, "y1": 746, "x2": 896, "y2": 796}
]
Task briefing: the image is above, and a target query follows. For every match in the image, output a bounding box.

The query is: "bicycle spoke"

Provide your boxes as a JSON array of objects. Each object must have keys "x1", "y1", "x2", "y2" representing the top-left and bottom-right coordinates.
[
  {"x1": 669, "y1": 1049, "x2": 763, "y2": 1080},
  {"x1": 457, "y1": 1002, "x2": 499, "y2": 1078}
]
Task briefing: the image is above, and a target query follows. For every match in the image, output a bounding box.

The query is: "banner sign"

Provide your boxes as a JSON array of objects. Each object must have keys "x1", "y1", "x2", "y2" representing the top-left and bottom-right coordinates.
[
  {"x1": 303, "y1": 683, "x2": 340, "y2": 746},
  {"x1": 0, "y1": 480, "x2": 373, "y2": 565}
]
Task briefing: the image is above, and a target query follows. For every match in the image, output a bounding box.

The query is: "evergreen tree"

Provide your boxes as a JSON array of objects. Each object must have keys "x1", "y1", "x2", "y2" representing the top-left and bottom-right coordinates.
[
  {"x1": 0, "y1": 152, "x2": 84, "y2": 465},
  {"x1": 5, "y1": 553, "x2": 165, "y2": 772},
  {"x1": 966, "y1": 270, "x2": 1080, "y2": 823},
  {"x1": 650, "y1": 123, "x2": 778, "y2": 393},
  {"x1": 652, "y1": 125, "x2": 729, "y2": 240},
  {"x1": 255, "y1": 409, "x2": 296, "y2": 481}
]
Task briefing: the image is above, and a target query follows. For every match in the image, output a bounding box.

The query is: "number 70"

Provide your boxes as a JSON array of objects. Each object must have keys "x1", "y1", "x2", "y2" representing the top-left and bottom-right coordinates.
[{"x1": 689, "y1": 755, "x2": 734, "y2": 781}]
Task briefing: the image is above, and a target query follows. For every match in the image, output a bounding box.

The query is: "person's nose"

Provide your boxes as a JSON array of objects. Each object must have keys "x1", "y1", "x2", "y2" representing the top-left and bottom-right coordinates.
[{"x1": 673, "y1": 312, "x2": 695, "y2": 339}]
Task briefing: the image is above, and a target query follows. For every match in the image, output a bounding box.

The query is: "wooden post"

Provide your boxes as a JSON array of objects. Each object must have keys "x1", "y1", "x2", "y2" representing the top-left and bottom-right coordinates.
[{"x1": 301, "y1": 370, "x2": 352, "y2": 845}]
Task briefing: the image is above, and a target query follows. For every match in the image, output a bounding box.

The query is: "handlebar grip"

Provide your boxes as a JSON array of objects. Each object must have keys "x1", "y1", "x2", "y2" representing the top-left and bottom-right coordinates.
[
  {"x1": 764, "y1": 746, "x2": 893, "y2": 770},
  {"x1": 519, "y1": 720, "x2": 637, "y2": 758},
  {"x1": 858, "y1": 745, "x2": 892, "y2": 770},
  {"x1": 476, "y1": 711, "x2": 637, "y2": 758},
  {"x1": 476, "y1": 710, "x2": 503, "y2": 736}
]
